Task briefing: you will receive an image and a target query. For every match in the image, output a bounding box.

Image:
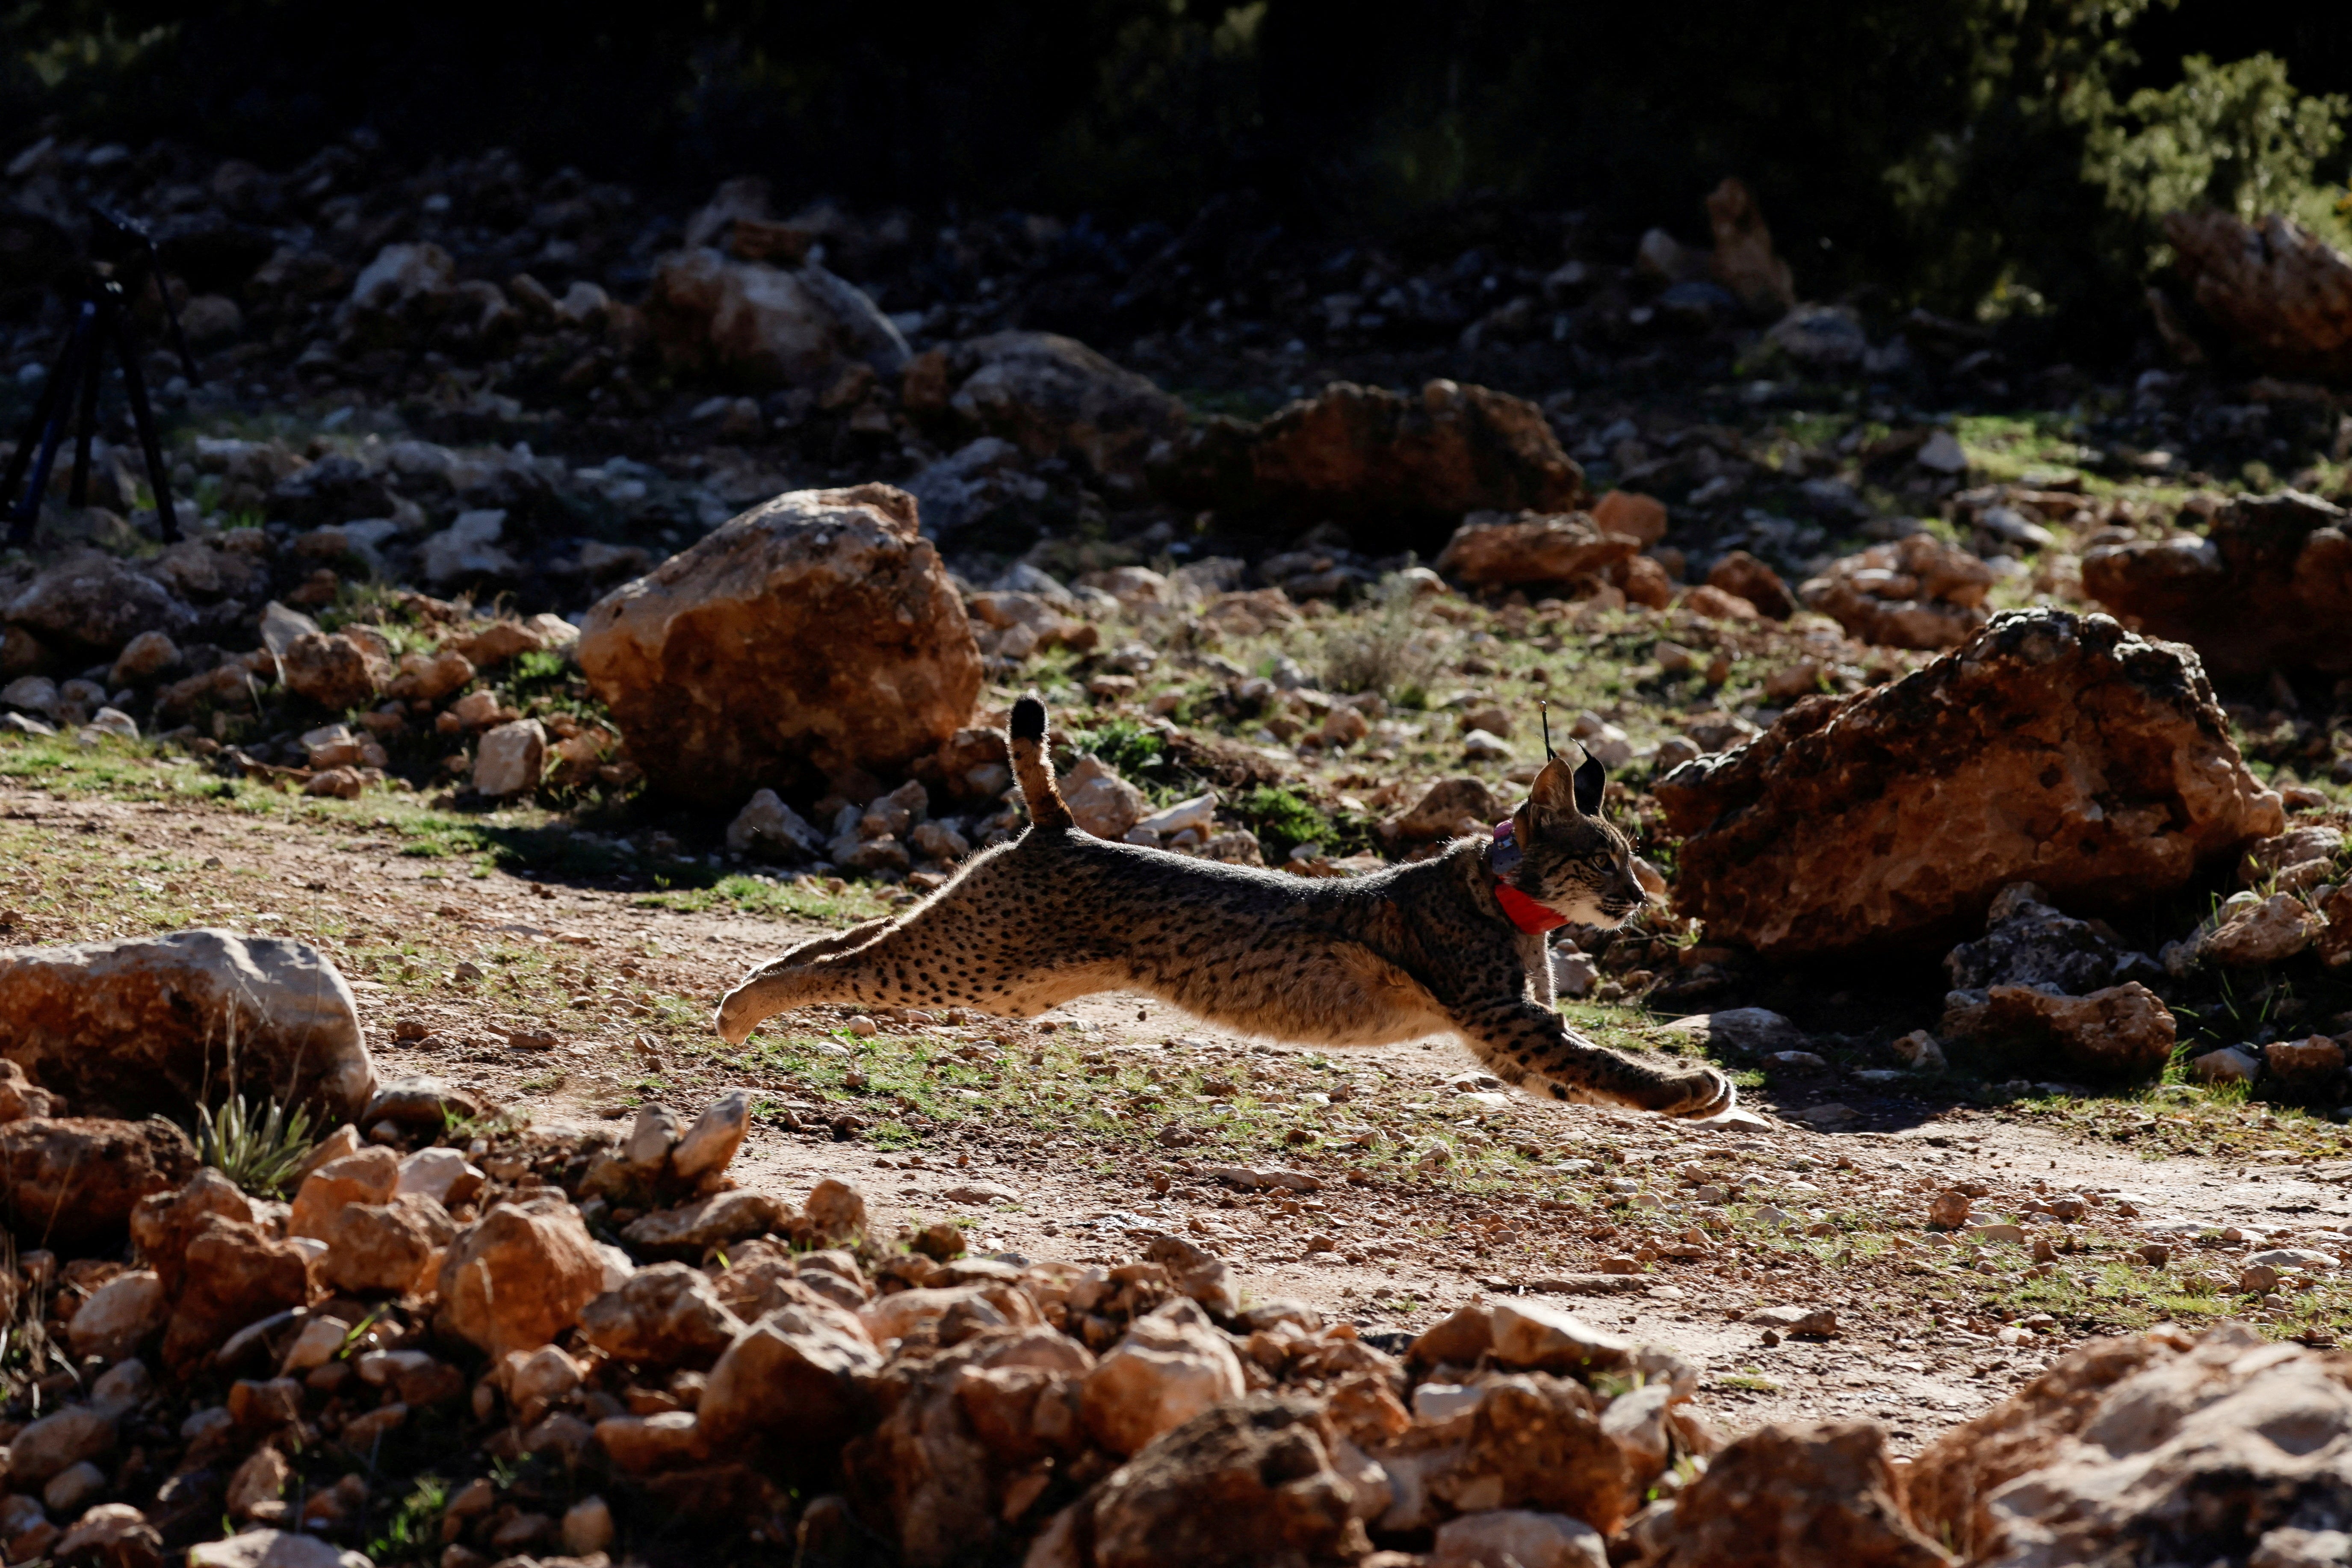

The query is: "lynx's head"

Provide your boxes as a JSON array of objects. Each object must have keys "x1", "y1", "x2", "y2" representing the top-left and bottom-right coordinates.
[{"x1": 1504, "y1": 747, "x2": 1650, "y2": 927}]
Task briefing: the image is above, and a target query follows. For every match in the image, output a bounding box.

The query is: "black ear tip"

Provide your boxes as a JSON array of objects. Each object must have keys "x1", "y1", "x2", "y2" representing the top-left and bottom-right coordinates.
[
  {"x1": 1010, "y1": 697, "x2": 1046, "y2": 741},
  {"x1": 1573, "y1": 749, "x2": 1606, "y2": 813}
]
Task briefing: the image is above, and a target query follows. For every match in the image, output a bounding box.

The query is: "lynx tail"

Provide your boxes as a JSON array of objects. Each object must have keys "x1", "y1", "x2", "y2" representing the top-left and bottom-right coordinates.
[{"x1": 1008, "y1": 696, "x2": 1073, "y2": 830}]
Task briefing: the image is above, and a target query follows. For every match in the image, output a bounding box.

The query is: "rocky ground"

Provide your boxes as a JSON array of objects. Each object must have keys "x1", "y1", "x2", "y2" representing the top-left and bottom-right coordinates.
[{"x1": 3, "y1": 132, "x2": 2352, "y2": 1565}]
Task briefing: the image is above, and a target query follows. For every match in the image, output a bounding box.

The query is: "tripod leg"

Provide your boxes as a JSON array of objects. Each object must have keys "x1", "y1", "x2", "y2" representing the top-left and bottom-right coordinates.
[
  {"x1": 67, "y1": 333, "x2": 100, "y2": 508},
  {"x1": 111, "y1": 315, "x2": 179, "y2": 543},
  {"x1": 6, "y1": 305, "x2": 95, "y2": 547},
  {"x1": 3, "y1": 302, "x2": 93, "y2": 528}
]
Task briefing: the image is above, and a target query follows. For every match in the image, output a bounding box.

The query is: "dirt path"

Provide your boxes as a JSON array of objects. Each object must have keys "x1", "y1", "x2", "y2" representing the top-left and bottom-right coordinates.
[{"x1": 9, "y1": 772, "x2": 2351, "y2": 1454}]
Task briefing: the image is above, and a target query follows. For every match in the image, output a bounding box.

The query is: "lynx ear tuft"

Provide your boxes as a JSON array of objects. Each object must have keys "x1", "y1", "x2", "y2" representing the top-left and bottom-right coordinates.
[{"x1": 1010, "y1": 697, "x2": 1047, "y2": 741}]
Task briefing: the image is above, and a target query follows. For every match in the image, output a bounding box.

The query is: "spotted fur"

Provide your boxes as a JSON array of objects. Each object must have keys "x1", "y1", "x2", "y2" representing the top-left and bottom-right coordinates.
[{"x1": 714, "y1": 697, "x2": 1734, "y2": 1118}]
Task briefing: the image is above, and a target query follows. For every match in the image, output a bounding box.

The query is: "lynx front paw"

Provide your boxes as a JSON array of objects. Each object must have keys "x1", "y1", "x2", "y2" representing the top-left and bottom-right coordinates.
[
  {"x1": 1640, "y1": 1065, "x2": 1737, "y2": 1120},
  {"x1": 713, "y1": 982, "x2": 768, "y2": 1047}
]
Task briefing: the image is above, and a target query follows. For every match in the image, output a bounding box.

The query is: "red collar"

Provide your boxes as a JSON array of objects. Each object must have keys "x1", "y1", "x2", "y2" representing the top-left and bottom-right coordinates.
[{"x1": 1490, "y1": 821, "x2": 1568, "y2": 934}]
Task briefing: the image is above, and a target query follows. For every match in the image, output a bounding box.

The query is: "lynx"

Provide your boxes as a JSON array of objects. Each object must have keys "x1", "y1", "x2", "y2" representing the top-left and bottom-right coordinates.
[{"x1": 715, "y1": 697, "x2": 1734, "y2": 1118}]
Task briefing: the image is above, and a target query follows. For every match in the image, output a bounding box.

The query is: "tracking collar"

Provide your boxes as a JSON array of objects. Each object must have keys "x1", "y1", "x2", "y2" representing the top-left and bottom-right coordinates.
[{"x1": 1490, "y1": 820, "x2": 1567, "y2": 934}]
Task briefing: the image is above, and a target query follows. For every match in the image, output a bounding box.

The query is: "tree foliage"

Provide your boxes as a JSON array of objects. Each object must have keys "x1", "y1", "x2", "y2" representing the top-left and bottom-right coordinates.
[{"x1": 5, "y1": 0, "x2": 2348, "y2": 346}]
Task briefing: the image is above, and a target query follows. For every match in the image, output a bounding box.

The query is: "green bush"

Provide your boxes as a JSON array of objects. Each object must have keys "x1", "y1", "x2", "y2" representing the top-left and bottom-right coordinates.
[{"x1": 2086, "y1": 53, "x2": 2352, "y2": 252}]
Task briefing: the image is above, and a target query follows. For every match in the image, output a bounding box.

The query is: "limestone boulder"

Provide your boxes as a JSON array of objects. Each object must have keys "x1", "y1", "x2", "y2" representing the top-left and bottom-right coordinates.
[
  {"x1": 698, "y1": 1295, "x2": 883, "y2": 1479},
  {"x1": 1164, "y1": 379, "x2": 1584, "y2": 542},
  {"x1": 1657, "y1": 610, "x2": 2283, "y2": 957},
  {"x1": 1622, "y1": 1419, "x2": 1950, "y2": 1567},
  {"x1": 942, "y1": 331, "x2": 1186, "y2": 484},
  {"x1": 159, "y1": 1216, "x2": 312, "y2": 1374},
  {"x1": 2083, "y1": 489, "x2": 2352, "y2": 676},
  {"x1": 1435, "y1": 511, "x2": 1641, "y2": 590},
  {"x1": 578, "y1": 1263, "x2": 745, "y2": 1367},
  {"x1": 287, "y1": 1146, "x2": 399, "y2": 1239},
  {"x1": 437, "y1": 1202, "x2": 609, "y2": 1358},
  {"x1": 579, "y1": 485, "x2": 981, "y2": 807},
  {"x1": 1940, "y1": 982, "x2": 2177, "y2": 1081},
  {"x1": 1374, "y1": 1372, "x2": 1633, "y2": 1536},
  {"x1": 2164, "y1": 208, "x2": 2352, "y2": 381},
  {"x1": 0, "y1": 1117, "x2": 197, "y2": 1248},
  {"x1": 68, "y1": 1269, "x2": 170, "y2": 1361},
  {"x1": 3, "y1": 551, "x2": 194, "y2": 656},
  {"x1": 1945, "y1": 884, "x2": 2158, "y2": 996},
  {"x1": 471, "y1": 718, "x2": 546, "y2": 799},
  {"x1": 278, "y1": 631, "x2": 385, "y2": 711},
  {"x1": 320, "y1": 1193, "x2": 457, "y2": 1295},
  {"x1": 842, "y1": 1324, "x2": 1094, "y2": 1567},
  {"x1": 1798, "y1": 534, "x2": 1993, "y2": 649},
  {"x1": 2201, "y1": 892, "x2": 2326, "y2": 966},
  {"x1": 1705, "y1": 550, "x2": 1795, "y2": 619},
  {"x1": 1432, "y1": 1509, "x2": 1608, "y2": 1568},
  {"x1": 1081, "y1": 1297, "x2": 1249, "y2": 1457},
  {"x1": 644, "y1": 247, "x2": 907, "y2": 388},
  {"x1": 1488, "y1": 1299, "x2": 1634, "y2": 1378},
  {"x1": 1043, "y1": 1394, "x2": 1372, "y2": 1568},
  {"x1": 6, "y1": 1405, "x2": 117, "y2": 1488},
  {"x1": 620, "y1": 1189, "x2": 788, "y2": 1252},
  {"x1": 1907, "y1": 1322, "x2": 2352, "y2": 1567},
  {"x1": 0, "y1": 929, "x2": 376, "y2": 1122},
  {"x1": 1061, "y1": 756, "x2": 1148, "y2": 841},
  {"x1": 1383, "y1": 778, "x2": 1504, "y2": 846}
]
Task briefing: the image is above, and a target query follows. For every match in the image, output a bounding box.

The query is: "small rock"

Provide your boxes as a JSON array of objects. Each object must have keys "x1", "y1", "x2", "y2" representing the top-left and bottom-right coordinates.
[
  {"x1": 1431, "y1": 1509, "x2": 1608, "y2": 1568},
  {"x1": 472, "y1": 718, "x2": 546, "y2": 799},
  {"x1": 2189, "y1": 1046, "x2": 2262, "y2": 1085},
  {"x1": 1927, "y1": 1190, "x2": 1971, "y2": 1228},
  {"x1": 622, "y1": 1189, "x2": 789, "y2": 1251},
  {"x1": 562, "y1": 1495, "x2": 615, "y2": 1557},
  {"x1": 1747, "y1": 1304, "x2": 1837, "y2": 1337},
  {"x1": 1488, "y1": 1298, "x2": 1633, "y2": 1376}
]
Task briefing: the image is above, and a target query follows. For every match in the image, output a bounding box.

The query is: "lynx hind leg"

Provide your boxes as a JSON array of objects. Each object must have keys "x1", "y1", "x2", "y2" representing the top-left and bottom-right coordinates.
[{"x1": 1451, "y1": 998, "x2": 1734, "y2": 1119}]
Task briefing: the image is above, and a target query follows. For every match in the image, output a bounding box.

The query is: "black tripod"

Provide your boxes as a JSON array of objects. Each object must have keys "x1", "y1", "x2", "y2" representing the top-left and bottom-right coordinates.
[{"x1": 2, "y1": 207, "x2": 197, "y2": 547}]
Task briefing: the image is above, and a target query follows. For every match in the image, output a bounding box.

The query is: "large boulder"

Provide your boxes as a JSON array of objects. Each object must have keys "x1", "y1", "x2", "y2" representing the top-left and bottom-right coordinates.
[
  {"x1": 1938, "y1": 982, "x2": 2178, "y2": 1081},
  {"x1": 579, "y1": 485, "x2": 981, "y2": 806},
  {"x1": 1165, "y1": 379, "x2": 1584, "y2": 542},
  {"x1": 843, "y1": 1324, "x2": 1095, "y2": 1567},
  {"x1": 939, "y1": 332, "x2": 1186, "y2": 485},
  {"x1": 0, "y1": 929, "x2": 376, "y2": 1121},
  {"x1": 1623, "y1": 1420, "x2": 1950, "y2": 1567},
  {"x1": 437, "y1": 1201, "x2": 610, "y2": 1358},
  {"x1": 0, "y1": 1117, "x2": 198, "y2": 1248},
  {"x1": 1080, "y1": 1298, "x2": 1249, "y2": 1457},
  {"x1": 1907, "y1": 1322, "x2": 2352, "y2": 1567},
  {"x1": 2163, "y1": 208, "x2": 2352, "y2": 380},
  {"x1": 1037, "y1": 1395, "x2": 1373, "y2": 1568},
  {"x1": 643, "y1": 248, "x2": 907, "y2": 388},
  {"x1": 1657, "y1": 610, "x2": 2283, "y2": 957},
  {"x1": 1435, "y1": 511, "x2": 1641, "y2": 590},
  {"x1": 2081, "y1": 490, "x2": 2352, "y2": 676},
  {"x1": 698, "y1": 1293, "x2": 883, "y2": 1479},
  {"x1": 4, "y1": 552, "x2": 194, "y2": 656}
]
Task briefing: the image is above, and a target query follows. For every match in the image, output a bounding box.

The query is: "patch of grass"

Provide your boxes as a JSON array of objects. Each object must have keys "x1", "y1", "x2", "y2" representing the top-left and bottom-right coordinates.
[
  {"x1": 366, "y1": 1473, "x2": 449, "y2": 1564},
  {"x1": 1233, "y1": 784, "x2": 1342, "y2": 859},
  {"x1": 632, "y1": 873, "x2": 892, "y2": 927},
  {"x1": 191, "y1": 1094, "x2": 319, "y2": 1197}
]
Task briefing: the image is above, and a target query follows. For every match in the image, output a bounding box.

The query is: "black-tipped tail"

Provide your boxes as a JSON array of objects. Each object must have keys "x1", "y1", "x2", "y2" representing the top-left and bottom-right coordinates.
[{"x1": 1006, "y1": 696, "x2": 1072, "y2": 829}]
